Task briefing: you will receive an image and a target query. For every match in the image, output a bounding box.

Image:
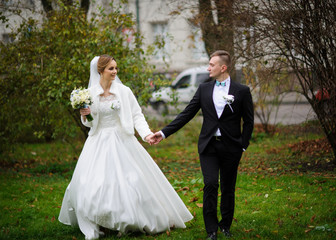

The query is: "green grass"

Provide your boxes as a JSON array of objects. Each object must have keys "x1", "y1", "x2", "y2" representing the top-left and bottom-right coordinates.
[{"x1": 0, "y1": 119, "x2": 335, "y2": 239}]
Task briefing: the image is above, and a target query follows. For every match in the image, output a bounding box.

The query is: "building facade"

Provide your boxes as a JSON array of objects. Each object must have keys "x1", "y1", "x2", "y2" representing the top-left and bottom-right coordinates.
[{"x1": 1, "y1": 0, "x2": 209, "y2": 73}]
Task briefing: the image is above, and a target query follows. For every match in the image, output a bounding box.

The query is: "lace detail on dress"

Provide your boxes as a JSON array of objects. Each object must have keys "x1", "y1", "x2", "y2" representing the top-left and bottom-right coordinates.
[
  {"x1": 97, "y1": 94, "x2": 121, "y2": 130},
  {"x1": 100, "y1": 94, "x2": 116, "y2": 102}
]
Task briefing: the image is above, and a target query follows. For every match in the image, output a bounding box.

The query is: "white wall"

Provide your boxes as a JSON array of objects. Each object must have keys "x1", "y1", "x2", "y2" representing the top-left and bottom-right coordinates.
[
  {"x1": 88, "y1": 0, "x2": 209, "y2": 72},
  {"x1": 0, "y1": 0, "x2": 44, "y2": 43},
  {"x1": 1, "y1": 0, "x2": 209, "y2": 73},
  {"x1": 135, "y1": 0, "x2": 209, "y2": 72}
]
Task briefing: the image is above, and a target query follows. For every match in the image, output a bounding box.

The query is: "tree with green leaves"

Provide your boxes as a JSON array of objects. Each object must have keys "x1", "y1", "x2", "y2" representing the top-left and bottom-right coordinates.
[
  {"x1": 41, "y1": 0, "x2": 90, "y2": 15},
  {"x1": 0, "y1": 0, "x2": 157, "y2": 152}
]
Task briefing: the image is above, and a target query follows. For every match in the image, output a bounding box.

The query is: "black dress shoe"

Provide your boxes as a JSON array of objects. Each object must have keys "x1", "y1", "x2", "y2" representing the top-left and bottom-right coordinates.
[
  {"x1": 206, "y1": 232, "x2": 217, "y2": 240},
  {"x1": 221, "y1": 228, "x2": 232, "y2": 238}
]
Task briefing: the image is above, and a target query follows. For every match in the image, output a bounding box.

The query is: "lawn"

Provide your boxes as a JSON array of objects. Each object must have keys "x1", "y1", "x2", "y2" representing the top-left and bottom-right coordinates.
[{"x1": 0, "y1": 119, "x2": 335, "y2": 240}]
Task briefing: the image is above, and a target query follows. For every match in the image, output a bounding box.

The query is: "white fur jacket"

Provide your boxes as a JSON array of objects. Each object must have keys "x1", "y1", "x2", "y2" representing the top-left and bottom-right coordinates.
[{"x1": 81, "y1": 82, "x2": 152, "y2": 141}]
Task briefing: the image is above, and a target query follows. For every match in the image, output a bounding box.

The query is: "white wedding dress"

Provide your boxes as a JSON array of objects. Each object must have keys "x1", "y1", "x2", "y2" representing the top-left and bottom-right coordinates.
[{"x1": 59, "y1": 95, "x2": 193, "y2": 239}]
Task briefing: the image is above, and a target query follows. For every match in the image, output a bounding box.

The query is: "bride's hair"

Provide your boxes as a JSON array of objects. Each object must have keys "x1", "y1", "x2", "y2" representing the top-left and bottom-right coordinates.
[{"x1": 97, "y1": 55, "x2": 115, "y2": 74}]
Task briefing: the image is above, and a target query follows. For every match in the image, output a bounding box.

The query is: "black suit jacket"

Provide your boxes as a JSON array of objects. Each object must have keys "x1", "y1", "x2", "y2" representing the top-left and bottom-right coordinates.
[{"x1": 162, "y1": 79, "x2": 254, "y2": 154}]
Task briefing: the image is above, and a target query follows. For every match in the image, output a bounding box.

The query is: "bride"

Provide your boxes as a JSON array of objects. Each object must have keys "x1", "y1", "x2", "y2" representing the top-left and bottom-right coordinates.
[{"x1": 58, "y1": 55, "x2": 193, "y2": 239}]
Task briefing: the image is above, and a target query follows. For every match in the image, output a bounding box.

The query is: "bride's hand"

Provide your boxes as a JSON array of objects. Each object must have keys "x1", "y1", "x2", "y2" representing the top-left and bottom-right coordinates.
[
  {"x1": 145, "y1": 134, "x2": 155, "y2": 145},
  {"x1": 80, "y1": 107, "x2": 91, "y2": 116}
]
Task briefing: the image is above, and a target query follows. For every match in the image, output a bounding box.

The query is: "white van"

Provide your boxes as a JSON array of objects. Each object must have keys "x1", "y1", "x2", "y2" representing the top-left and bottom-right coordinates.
[{"x1": 150, "y1": 66, "x2": 210, "y2": 114}]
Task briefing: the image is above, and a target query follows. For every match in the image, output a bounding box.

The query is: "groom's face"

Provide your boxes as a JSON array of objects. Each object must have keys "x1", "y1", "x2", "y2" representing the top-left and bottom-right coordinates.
[{"x1": 207, "y1": 56, "x2": 226, "y2": 79}]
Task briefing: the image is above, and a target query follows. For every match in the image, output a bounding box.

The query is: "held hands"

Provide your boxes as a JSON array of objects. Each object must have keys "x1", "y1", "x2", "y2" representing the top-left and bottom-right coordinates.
[
  {"x1": 145, "y1": 132, "x2": 163, "y2": 145},
  {"x1": 153, "y1": 132, "x2": 163, "y2": 144}
]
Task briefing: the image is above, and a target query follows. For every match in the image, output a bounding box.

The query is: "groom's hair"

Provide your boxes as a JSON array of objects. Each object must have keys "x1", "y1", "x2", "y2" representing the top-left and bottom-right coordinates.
[
  {"x1": 97, "y1": 55, "x2": 115, "y2": 74},
  {"x1": 210, "y1": 50, "x2": 231, "y2": 71}
]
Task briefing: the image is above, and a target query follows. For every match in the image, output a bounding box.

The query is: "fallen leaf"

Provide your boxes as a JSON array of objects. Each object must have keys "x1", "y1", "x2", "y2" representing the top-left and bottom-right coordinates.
[
  {"x1": 177, "y1": 186, "x2": 189, "y2": 192},
  {"x1": 310, "y1": 215, "x2": 316, "y2": 223},
  {"x1": 196, "y1": 203, "x2": 203, "y2": 208},
  {"x1": 189, "y1": 197, "x2": 199, "y2": 203}
]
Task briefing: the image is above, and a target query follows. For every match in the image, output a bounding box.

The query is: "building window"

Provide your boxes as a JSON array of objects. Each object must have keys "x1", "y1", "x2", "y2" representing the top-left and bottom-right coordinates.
[
  {"x1": 190, "y1": 25, "x2": 208, "y2": 61},
  {"x1": 3, "y1": 0, "x2": 14, "y2": 6},
  {"x1": 152, "y1": 22, "x2": 170, "y2": 60},
  {"x1": 26, "y1": 0, "x2": 34, "y2": 7},
  {"x1": 2, "y1": 33, "x2": 14, "y2": 44},
  {"x1": 3, "y1": 0, "x2": 34, "y2": 7}
]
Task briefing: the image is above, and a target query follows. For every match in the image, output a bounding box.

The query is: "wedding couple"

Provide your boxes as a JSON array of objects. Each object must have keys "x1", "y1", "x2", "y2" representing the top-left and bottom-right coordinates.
[{"x1": 58, "y1": 50, "x2": 254, "y2": 240}]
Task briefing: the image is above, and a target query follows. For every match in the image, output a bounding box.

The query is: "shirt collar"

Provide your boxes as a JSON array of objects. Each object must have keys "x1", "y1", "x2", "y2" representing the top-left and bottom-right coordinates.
[
  {"x1": 215, "y1": 76, "x2": 230, "y2": 87},
  {"x1": 93, "y1": 80, "x2": 118, "y2": 97}
]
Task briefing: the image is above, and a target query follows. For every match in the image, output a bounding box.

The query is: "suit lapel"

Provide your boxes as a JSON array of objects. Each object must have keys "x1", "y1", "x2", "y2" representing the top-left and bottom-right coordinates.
[
  {"x1": 228, "y1": 80, "x2": 238, "y2": 96},
  {"x1": 204, "y1": 80, "x2": 218, "y2": 117}
]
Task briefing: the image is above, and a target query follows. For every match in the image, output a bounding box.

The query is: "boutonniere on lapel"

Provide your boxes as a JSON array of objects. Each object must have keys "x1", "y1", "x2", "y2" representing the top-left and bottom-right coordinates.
[
  {"x1": 223, "y1": 94, "x2": 234, "y2": 113},
  {"x1": 111, "y1": 99, "x2": 121, "y2": 110}
]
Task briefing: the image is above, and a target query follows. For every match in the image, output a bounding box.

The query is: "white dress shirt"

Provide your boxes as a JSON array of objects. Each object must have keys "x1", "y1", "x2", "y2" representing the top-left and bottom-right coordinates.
[
  {"x1": 160, "y1": 77, "x2": 231, "y2": 139},
  {"x1": 213, "y1": 77, "x2": 230, "y2": 136},
  {"x1": 160, "y1": 77, "x2": 245, "y2": 151}
]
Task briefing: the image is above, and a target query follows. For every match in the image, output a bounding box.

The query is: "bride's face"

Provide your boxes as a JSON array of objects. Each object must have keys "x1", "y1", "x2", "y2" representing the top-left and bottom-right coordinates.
[{"x1": 102, "y1": 60, "x2": 118, "y2": 81}]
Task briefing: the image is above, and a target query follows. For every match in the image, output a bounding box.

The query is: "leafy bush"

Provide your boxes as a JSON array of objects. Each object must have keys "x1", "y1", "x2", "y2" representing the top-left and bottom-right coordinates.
[{"x1": 0, "y1": 2, "x2": 158, "y2": 151}]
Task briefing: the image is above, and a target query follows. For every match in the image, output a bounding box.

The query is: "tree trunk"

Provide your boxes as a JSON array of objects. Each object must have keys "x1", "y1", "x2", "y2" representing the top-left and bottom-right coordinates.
[
  {"x1": 311, "y1": 99, "x2": 336, "y2": 164},
  {"x1": 249, "y1": 0, "x2": 336, "y2": 165},
  {"x1": 198, "y1": 0, "x2": 235, "y2": 77},
  {"x1": 68, "y1": 108, "x2": 89, "y2": 140}
]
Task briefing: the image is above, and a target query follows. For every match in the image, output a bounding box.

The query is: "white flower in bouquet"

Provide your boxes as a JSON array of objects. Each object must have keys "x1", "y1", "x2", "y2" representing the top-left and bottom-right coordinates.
[
  {"x1": 111, "y1": 100, "x2": 121, "y2": 110},
  {"x1": 70, "y1": 87, "x2": 94, "y2": 121},
  {"x1": 223, "y1": 94, "x2": 234, "y2": 113}
]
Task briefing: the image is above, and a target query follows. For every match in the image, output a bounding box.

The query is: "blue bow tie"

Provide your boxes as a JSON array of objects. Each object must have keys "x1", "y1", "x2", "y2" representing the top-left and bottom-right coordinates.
[{"x1": 216, "y1": 81, "x2": 226, "y2": 87}]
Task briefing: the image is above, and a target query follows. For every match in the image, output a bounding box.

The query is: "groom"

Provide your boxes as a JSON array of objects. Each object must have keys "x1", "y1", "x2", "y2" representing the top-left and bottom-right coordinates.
[{"x1": 151, "y1": 50, "x2": 254, "y2": 239}]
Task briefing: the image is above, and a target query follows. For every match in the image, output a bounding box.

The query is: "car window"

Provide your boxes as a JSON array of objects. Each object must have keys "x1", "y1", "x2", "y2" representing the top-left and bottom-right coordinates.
[
  {"x1": 174, "y1": 75, "x2": 191, "y2": 89},
  {"x1": 195, "y1": 73, "x2": 210, "y2": 87}
]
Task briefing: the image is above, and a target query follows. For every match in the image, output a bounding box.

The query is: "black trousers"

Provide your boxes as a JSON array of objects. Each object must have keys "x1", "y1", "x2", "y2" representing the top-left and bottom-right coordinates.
[{"x1": 199, "y1": 138, "x2": 242, "y2": 233}]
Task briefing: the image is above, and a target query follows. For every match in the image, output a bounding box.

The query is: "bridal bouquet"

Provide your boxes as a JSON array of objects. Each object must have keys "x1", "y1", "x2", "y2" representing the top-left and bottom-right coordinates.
[
  {"x1": 223, "y1": 94, "x2": 234, "y2": 113},
  {"x1": 70, "y1": 87, "x2": 94, "y2": 122}
]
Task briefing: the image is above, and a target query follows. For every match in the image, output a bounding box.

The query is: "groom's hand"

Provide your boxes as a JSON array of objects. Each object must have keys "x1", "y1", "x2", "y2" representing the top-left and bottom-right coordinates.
[{"x1": 153, "y1": 132, "x2": 163, "y2": 145}]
